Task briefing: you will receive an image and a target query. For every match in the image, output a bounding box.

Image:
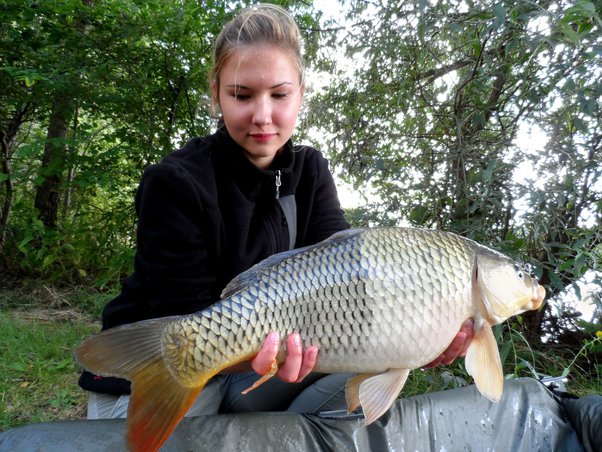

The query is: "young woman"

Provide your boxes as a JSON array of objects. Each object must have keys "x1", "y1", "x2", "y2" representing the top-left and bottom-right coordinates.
[{"x1": 79, "y1": 3, "x2": 473, "y2": 419}]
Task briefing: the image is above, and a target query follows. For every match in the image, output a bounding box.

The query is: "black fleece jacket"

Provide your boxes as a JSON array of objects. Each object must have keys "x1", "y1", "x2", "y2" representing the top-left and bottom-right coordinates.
[{"x1": 80, "y1": 128, "x2": 349, "y2": 394}]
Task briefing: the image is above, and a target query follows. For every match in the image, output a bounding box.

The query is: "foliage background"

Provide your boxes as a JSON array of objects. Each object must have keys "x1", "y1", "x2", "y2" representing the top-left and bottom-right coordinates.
[{"x1": 1, "y1": 0, "x2": 601, "y2": 423}]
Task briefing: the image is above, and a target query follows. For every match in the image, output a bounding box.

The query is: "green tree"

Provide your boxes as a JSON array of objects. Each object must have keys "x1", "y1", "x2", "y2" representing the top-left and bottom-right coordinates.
[
  {"x1": 308, "y1": 0, "x2": 601, "y2": 345},
  {"x1": 0, "y1": 0, "x2": 321, "y2": 282},
  {"x1": 1, "y1": 0, "x2": 228, "y2": 278}
]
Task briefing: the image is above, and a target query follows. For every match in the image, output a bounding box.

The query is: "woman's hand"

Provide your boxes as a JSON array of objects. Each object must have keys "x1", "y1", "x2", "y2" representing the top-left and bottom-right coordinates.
[
  {"x1": 252, "y1": 332, "x2": 318, "y2": 383},
  {"x1": 220, "y1": 332, "x2": 318, "y2": 382},
  {"x1": 423, "y1": 319, "x2": 475, "y2": 368}
]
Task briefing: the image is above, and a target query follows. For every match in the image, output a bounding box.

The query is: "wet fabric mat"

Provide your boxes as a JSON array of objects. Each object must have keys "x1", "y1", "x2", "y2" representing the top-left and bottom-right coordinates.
[{"x1": 0, "y1": 378, "x2": 594, "y2": 451}]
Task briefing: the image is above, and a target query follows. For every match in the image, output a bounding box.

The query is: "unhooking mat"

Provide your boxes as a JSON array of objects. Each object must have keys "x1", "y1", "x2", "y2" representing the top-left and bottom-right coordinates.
[{"x1": 0, "y1": 378, "x2": 598, "y2": 451}]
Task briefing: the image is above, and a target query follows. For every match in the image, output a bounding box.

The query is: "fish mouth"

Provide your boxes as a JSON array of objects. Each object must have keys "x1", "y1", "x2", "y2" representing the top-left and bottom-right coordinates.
[{"x1": 526, "y1": 283, "x2": 545, "y2": 310}]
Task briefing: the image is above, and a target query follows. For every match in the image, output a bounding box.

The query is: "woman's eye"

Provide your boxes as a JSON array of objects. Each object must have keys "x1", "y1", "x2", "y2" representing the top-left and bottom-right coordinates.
[
  {"x1": 232, "y1": 93, "x2": 250, "y2": 100},
  {"x1": 273, "y1": 93, "x2": 288, "y2": 99}
]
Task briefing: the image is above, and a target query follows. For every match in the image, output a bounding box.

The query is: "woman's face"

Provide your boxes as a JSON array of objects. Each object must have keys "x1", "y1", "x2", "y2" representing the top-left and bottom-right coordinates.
[{"x1": 215, "y1": 44, "x2": 304, "y2": 170}]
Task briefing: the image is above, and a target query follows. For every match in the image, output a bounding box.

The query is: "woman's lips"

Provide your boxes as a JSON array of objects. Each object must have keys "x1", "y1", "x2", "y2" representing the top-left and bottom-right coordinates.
[{"x1": 250, "y1": 133, "x2": 277, "y2": 142}]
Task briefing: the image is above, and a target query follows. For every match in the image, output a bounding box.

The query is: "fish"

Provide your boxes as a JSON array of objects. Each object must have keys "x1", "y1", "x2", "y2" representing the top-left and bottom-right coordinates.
[{"x1": 75, "y1": 227, "x2": 545, "y2": 451}]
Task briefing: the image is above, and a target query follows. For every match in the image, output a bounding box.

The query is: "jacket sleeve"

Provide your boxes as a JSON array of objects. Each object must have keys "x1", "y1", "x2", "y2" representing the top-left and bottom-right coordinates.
[
  {"x1": 101, "y1": 161, "x2": 219, "y2": 329},
  {"x1": 297, "y1": 150, "x2": 350, "y2": 247}
]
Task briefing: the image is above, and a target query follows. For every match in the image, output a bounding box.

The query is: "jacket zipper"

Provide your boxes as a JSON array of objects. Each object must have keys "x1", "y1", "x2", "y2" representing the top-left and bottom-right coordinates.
[
  {"x1": 274, "y1": 169, "x2": 281, "y2": 199},
  {"x1": 272, "y1": 169, "x2": 288, "y2": 250}
]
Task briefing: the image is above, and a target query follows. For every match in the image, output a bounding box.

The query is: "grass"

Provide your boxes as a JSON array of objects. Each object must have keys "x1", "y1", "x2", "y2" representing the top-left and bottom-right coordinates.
[
  {"x1": 0, "y1": 280, "x2": 111, "y2": 431},
  {"x1": 0, "y1": 311, "x2": 97, "y2": 430}
]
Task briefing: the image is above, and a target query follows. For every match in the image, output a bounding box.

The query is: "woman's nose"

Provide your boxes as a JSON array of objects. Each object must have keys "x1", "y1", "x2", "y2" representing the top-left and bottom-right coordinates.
[{"x1": 253, "y1": 97, "x2": 272, "y2": 125}]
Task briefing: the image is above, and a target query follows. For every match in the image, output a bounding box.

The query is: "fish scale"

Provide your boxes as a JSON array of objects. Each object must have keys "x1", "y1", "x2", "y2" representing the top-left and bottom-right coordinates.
[
  {"x1": 75, "y1": 227, "x2": 545, "y2": 452},
  {"x1": 168, "y1": 229, "x2": 460, "y2": 378}
]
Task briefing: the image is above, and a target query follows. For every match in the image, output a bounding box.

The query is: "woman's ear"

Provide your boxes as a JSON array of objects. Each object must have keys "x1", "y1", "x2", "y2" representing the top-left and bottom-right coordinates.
[
  {"x1": 212, "y1": 81, "x2": 220, "y2": 106},
  {"x1": 211, "y1": 81, "x2": 221, "y2": 118}
]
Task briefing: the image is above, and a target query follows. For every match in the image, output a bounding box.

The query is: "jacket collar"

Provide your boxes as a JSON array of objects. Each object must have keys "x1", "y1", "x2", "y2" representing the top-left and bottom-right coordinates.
[{"x1": 214, "y1": 126, "x2": 295, "y2": 200}]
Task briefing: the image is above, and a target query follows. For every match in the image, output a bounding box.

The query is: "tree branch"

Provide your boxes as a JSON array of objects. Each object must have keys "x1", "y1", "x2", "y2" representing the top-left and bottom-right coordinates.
[{"x1": 416, "y1": 58, "x2": 474, "y2": 84}]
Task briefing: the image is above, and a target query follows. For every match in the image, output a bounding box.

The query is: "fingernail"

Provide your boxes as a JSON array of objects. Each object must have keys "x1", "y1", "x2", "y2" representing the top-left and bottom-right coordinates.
[
  {"x1": 293, "y1": 333, "x2": 301, "y2": 346},
  {"x1": 269, "y1": 332, "x2": 279, "y2": 345}
]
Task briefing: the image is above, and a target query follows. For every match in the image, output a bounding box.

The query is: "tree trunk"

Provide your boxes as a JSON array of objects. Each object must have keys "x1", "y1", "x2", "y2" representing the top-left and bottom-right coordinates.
[
  {"x1": 33, "y1": 0, "x2": 93, "y2": 228},
  {"x1": 1, "y1": 102, "x2": 33, "y2": 249},
  {"x1": 34, "y1": 95, "x2": 71, "y2": 228},
  {"x1": 0, "y1": 131, "x2": 14, "y2": 250},
  {"x1": 62, "y1": 106, "x2": 79, "y2": 219}
]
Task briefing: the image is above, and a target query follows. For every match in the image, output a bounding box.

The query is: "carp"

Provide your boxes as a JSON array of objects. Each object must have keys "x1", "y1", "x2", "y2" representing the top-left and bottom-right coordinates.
[{"x1": 75, "y1": 227, "x2": 545, "y2": 451}]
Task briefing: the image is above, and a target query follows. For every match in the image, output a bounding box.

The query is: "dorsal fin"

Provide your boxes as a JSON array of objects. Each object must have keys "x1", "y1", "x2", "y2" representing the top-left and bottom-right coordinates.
[{"x1": 220, "y1": 228, "x2": 365, "y2": 299}]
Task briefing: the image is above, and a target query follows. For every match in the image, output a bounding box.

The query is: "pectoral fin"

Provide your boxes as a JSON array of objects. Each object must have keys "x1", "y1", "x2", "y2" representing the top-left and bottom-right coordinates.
[
  {"x1": 465, "y1": 321, "x2": 503, "y2": 402},
  {"x1": 241, "y1": 359, "x2": 279, "y2": 394},
  {"x1": 346, "y1": 368, "x2": 410, "y2": 425},
  {"x1": 345, "y1": 373, "x2": 374, "y2": 413}
]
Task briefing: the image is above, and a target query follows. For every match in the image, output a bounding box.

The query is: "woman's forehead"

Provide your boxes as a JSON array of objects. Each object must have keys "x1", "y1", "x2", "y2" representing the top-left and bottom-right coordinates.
[{"x1": 220, "y1": 45, "x2": 302, "y2": 86}]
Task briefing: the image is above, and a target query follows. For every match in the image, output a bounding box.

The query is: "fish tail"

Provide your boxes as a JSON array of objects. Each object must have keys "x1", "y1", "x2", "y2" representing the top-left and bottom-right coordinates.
[
  {"x1": 127, "y1": 356, "x2": 206, "y2": 452},
  {"x1": 74, "y1": 318, "x2": 210, "y2": 452}
]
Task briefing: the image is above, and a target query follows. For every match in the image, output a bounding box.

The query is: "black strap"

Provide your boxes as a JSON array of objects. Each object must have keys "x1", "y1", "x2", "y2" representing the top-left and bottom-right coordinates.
[{"x1": 277, "y1": 195, "x2": 297, "y2": 250}]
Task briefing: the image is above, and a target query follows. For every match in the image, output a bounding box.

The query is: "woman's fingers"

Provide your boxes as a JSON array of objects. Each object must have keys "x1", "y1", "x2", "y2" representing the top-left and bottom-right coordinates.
[
  {"x1": 295, "y1": 345, "x2": 318, "y2": 383},
  {"x1": 252, "y1": 332, "x2": 318, "y2": 383},
  {"x1": 277, "y1": 333, "x2": 304, "y2": 382},
  {"x1": 423, "y1": 319, "x2": 475, "y2": 368},
  {"x1": 456, "y1": 318, "x2": 475, "y2": 358},
  {"x1": 278, "y1": 333, "x2": 319, "y2": 383},
  {"x1": 251, "y1": 332, "x2": 280, "y2": 375},
  {"x1": 440, "y1": 331, "x2": 467, "y2": 365}
]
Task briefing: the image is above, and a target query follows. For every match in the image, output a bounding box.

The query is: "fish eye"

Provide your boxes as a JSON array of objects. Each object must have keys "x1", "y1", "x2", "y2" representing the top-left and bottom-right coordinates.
[
  {"x1": 521, "y1": 262, "x2": 535, "y2": 278},
  {"x1": 514, "y1": 262, "x2": 533, "y2": 280},
  {"x1": 513, "y1": 263, "x2": 525, "y2": 279}
]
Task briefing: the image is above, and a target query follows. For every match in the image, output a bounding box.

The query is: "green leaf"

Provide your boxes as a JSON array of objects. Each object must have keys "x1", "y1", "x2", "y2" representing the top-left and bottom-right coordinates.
[
  {"x1": 559, "y1": 259, "x2": 575, "y2": 271},
  {"x1": 42, "y1": 254, "x2": 55, "y2": 269},
  {"x1": 10, "y1": 362, "x2": 29, "y2": 372},
  {"x1": 51, "y1": 358, "x2": 72, "y2": 371},
  {"x1": 548, "y1": 271, "x2": 565, "y2": 291},
  {"x1": 492, "y1": 4, "x2": 506, "y2": 29},
  {"x1": 557, "y1": 22, "x2": 581, "y2": 46},
  {"x1": 24, "y1": 75, "x2": 36, "y2": 87},
  {"x1": 573, "y1": 253, "x2": 587, "y2": 275},
  {"x1": 18, "y1": 236, "x2": 34, "y2": 253},
  {"x1": 572, "y1": 117, "x2": 588, "y2": 132}
]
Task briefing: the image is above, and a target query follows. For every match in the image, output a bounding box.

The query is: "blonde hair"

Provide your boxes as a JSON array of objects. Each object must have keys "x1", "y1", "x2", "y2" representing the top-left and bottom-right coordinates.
[{"x1": 209, "y1": 3, "x2": 305, "y2": 116}]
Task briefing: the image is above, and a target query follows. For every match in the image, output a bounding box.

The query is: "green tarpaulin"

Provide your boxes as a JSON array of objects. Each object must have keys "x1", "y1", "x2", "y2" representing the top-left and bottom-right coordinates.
[{"x1": 1, "y1": 378, "x2": 599, "y2": 451}]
